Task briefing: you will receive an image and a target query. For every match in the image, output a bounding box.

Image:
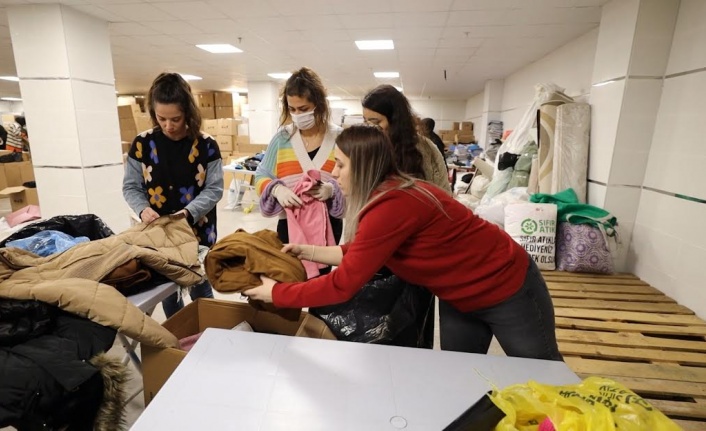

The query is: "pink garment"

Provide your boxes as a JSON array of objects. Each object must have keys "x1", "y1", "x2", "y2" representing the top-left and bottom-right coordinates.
[
  {"x1": 178, "y1": 331, "x2": 204, "y2": 352},
  {"x1": 285, "y1": 170, "x2": 336, "y2": 278},
  {"x1": 6, "y1": 205, "x2": 41, "y2": 228}
]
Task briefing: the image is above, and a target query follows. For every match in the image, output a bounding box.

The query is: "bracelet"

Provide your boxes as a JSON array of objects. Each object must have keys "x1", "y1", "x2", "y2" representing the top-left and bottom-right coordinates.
[{"x1": 311, "y1": 244, "x2": 316, "y2": 261}]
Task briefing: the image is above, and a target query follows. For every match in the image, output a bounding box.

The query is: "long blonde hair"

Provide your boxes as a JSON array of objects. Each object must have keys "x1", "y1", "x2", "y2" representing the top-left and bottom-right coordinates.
[{"x1": 337, "y1": 125, "x2": 446, "y2": 242}]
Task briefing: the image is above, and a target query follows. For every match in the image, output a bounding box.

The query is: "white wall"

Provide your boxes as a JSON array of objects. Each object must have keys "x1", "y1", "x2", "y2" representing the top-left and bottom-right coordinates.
[
  {"x1": 628, "y1": 0, "x2": 706, "y2": 318},
  {"x1": 465, "y1": 93, "x2": 484, "y2": 130},
  {"x1": 500, "y1": 29, "x2": 599, "y2": 131}
]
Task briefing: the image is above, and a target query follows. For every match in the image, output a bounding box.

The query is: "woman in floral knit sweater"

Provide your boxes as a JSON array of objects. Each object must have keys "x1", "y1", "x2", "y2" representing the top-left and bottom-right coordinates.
[
  {"x1": 255, "y1": 67, "x2": 345, "y2": 246},
  {"x1": 122, "y1": 72, "x2": 223, "y2": 317}
]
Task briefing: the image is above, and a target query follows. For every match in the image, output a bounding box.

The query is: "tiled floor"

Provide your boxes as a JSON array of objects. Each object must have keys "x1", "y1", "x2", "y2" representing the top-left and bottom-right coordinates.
[{"x1": 0, "y1": 196, "x2": 505, "y2": 429}]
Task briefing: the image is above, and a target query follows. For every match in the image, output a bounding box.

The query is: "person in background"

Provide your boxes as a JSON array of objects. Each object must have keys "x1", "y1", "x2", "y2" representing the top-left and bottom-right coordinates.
[
  {"x1": 255, "y1": 67, "x2": 344, "y2": 249},
  {"x1": 5, "y1": 116, "x2": 25, "y2": 153},
  {"x1": 122, "y1": 72, "x2": 223, "y2": 318},
  {"x1": 420, "y1": 117, "x2": 445, "y2": 156},
  {"x1": 0, "y1": 124, "x2": 7, "y2": 150},
  {"x1": 244, "y1": 125, "x2": 563, "y2": 361},
  {"x1": 362, "y1": 85, "x2": 450, "y2": 193}
]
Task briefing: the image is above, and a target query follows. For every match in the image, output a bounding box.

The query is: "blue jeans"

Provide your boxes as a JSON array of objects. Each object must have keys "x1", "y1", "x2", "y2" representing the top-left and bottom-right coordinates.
[
  {"x1": 439, "y1": 256, "x2": 563, "y2": 361},
  {"x1": 162, "y1": 279, "x2": 214, "y2": 319}
]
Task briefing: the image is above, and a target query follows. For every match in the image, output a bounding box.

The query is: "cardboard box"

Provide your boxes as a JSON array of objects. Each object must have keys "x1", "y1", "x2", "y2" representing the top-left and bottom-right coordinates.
[
  {"x1": 220, "y1": 151, "x2": 232, "y2": 165},
  {"x1": 202, "y1": 119, "x2": 219, "y2": 136},
  {"x1": 214, "y1": 92, "x2": 233, "y2": 107},
  {"x1": 199, "y1": 106, "x2": 215, "y2": 120},
  {"x1": 237, "y1": 142, "x2": 267, "y2": 155},
  {"x1": 0, "y1": 186, "x2": 39, "y2": 211},
  {"x1": 215, "y1": 135, "x2": 235, "y2": 152},
  {"x1": 236, "y1": 134, "x2": 250, "y2": 146},
  {"x1": 117, "y1": 104, "x2": 141, "y2": 119},
  {"x1": 217, "y1": 118, "x2": 240, "y2": 136},
  {"x1": 460, "y1": 121, "x2": 474, "y2": 132},
  {"x1": 141, "y1": 299, "x2": 336, "y2": 405},
  {"x1": 196, "y1": 92, "x2": 215, "y2": 108},
  {"x1": 457, "y1": 133, "x2": 475, "y2": 143},
  {"x1": 215, "y1": 106, "x2": 234, "y2": 119},
  {"x1": 121, "y1": 142, "x2": 132, "y2": 154},
  {"x1": 134, "y1": 114, "x2": 153, "y2": 132}
]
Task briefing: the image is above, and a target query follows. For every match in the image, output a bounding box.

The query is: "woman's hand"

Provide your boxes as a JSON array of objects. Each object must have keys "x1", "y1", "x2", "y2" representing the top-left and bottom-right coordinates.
[
  {"x1": 306, "y1": 182, "x2": 333, "y2": 201},
  {"x1": 282, "y1": 243, "x2": 313, "y2": 261},
  {"x1": 243, "y1": 275, "x2": 277, "y2": 303},
  {"x1": 272, "y1": 184, "x2": 302, "y2": 208},
  {"x1": 140, "y1": 207, "x2": 160, "y2": 223}
]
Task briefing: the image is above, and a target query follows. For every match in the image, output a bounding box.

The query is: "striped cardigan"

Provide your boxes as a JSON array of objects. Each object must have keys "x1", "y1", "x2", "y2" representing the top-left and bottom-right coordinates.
[{"x1": 255, "y1": 124, "x2": 344, "y2": 218}]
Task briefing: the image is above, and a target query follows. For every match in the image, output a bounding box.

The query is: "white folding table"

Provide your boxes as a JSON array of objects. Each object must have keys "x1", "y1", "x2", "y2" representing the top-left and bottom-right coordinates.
[
  {"x1": 222, "y1": 164, "x2": 257, "y2": 211},
  {"x1": 131, "y1": 328, "x2": 580, "y2": 430}
]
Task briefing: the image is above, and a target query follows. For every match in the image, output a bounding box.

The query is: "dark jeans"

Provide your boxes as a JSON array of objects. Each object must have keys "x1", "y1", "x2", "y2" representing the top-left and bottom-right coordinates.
[
  {"x1": 439, "y1": 257, "x2": 563, "y2": 361},
  {"x1": 162, "y1": 279, "x2": 214, "y2": 319}
]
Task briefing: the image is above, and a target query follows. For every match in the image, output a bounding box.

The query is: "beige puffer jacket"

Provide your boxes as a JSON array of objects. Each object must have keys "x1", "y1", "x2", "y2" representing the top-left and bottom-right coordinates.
[{"x1": 0, "y1": 216, "x2": 203, "y2": 348}]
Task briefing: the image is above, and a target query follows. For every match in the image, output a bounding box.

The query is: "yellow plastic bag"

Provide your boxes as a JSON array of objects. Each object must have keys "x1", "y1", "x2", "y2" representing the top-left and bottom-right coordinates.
[{"x1": 490, "y1": 376, "x2": 681, "y2": 431}]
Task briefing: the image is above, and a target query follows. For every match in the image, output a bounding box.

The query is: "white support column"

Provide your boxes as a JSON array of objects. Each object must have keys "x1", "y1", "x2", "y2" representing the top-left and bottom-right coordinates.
[
  {"x1": 588, "y1": 0, "x2": 680, "y2": 269},
  {"x1": 8, "y1": 4, "x2": 129, "y2": 232},
  {"x1": 479, "y1": 79, "x2": 504, "y2": 148},
  {"x1": 246, "y1": 81, "x2": 282, "y2": 145}
]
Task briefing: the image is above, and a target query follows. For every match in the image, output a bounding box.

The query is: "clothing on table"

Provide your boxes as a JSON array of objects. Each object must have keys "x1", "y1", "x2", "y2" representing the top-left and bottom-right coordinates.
[
  {"x1": 272, "y1": 179, "x2": 529, "y2": 313},
  {"x1": 416, "y1": 135, "x2": 452, "y2": 194},
  {"x1": 255, "y1": 124, "x2": 344, "y2": 244},
  {"x1": 285, "y1": 170, "x2": 337, "y2": 278}
]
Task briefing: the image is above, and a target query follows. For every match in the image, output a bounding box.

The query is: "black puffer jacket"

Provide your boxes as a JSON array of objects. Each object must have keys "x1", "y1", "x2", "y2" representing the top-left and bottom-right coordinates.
[{"x1": 0, "y1": 298, "x2": 117, "y2": 430}]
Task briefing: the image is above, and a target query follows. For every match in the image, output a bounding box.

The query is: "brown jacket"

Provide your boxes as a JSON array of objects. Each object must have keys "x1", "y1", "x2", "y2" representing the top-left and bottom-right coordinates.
[
  {"x1": 205, "y1": 229, "x2": 306, "y2": 320},
  {"x1": 0, "y1": 216, "x2": 203, "y2": 348}
]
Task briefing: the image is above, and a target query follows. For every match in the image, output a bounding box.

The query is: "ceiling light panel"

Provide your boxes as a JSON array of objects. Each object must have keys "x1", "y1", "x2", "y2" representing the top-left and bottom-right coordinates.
[
  {"x1": 179, "y1": 74, "x2": 202, "y2": 81},
  {"x1": 196, "y1": 44, "x2": 243, "y2": 54},
  {"x1": 268, "y1": 73, "x2": 292, "y2": 80},
  {"x1": 0, "y1": 76, "x2": 20, "y2": 82},
  {"x1": 374, "y1": 72, "x2": 400, "y2": 78},
  {"x1": 355, "y1": 39, "x2": 394, "y2": 50}
]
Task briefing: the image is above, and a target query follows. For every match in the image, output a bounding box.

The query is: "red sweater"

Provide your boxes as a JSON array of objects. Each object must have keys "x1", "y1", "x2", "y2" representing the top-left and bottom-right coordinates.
[{"x1": 272, "y1": 181, "x2": 529, "y2": 313}]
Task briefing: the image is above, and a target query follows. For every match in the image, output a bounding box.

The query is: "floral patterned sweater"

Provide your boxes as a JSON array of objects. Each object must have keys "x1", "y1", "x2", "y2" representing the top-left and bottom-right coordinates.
[{"x1": 122, "y1": 128, "x2": 223, "y2": 246}]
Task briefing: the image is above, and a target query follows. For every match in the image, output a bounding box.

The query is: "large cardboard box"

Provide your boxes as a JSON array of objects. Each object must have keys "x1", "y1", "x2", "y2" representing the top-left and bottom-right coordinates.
[
  {"x1": 217, "y1": 118, "x2": 240, "y2": 136},
  {"x1": 460, "y1": 121, "x2": 474, "y2": 132},
  {"x1": 199, "y1": 106, "x2": 216, "y2": 120},
  {"x1": 214, "y1": 92, "x2": 233, "y2": 107},
  {"x1": 237, "y1": 142, "x2": 267, "y2": 155},
  {"x1": 202, "y1": 119, "x2": 219, "y2": 136},
  {"x1": 142, "y1": 299, "x2": 335, "y2": 405},
  {"x1": 215, "y1": 106, "x2": 234, "y2": 119},
  {"x1": 215, "y1": 135, "x2": 235, "y2": 152},
  {"x1": 196, "y1": 92, "x2": 215, "y2": 108},
  {"x1": 134, "y1": 114, "x2": 152, "y2": 132},
  {"x1": 117, "y1": 104, "x2": 141, "y2": 119}
]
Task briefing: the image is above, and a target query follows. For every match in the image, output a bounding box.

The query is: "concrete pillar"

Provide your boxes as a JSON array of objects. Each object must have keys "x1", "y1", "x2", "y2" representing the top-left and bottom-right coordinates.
[
  {"x1": 588, "y1": 0, "x2": 680, "y2": 269},
  {"x1": 7, "y1": 4, "x2": 129, "y2": 232},
  {"x1": 247, "y1": 81, "x2": 281, "y2": 145}
]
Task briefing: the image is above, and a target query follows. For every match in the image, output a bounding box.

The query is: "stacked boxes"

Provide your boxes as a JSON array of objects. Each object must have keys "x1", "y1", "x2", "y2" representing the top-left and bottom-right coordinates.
[
  {"x1": 117, "y1": 104, "x2": 144, "y2": 143},
  {"x1": 0, "y1": 159, "x2": 38, "y2": 210},
  {"x1": 196, "y1": 93, "x2": 215, "y2": 120},
  {"x1": 197, "y1": 91, "x2": 240, "y2": 119},
  {"x1": 440, "y1": 121, "x2": 475, "y2": 146},
  {"x1": 215, "y1": 118, "x2": 241, "y2": 159}
]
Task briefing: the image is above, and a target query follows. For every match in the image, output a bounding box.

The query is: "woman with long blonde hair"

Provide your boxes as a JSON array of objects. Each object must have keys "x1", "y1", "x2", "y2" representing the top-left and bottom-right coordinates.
[{"x1": 245, "y1": 125, "x2": 562, "y2": 360}]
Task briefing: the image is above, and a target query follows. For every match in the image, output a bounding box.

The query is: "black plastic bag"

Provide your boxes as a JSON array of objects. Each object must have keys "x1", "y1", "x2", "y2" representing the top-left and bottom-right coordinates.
[
  {"x1": 310, "y1": 274, "x2": 434, "y2": 347},
  {"x1": 443, "y1": 392, "x2": 505, "y2": 431},
  {"x1": 0, "y1": 214, "x2": 114, "y2": 247}
]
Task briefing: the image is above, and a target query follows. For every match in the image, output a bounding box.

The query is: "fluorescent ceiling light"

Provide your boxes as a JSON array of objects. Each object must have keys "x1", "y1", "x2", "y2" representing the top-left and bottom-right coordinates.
[
  {"x1": 355, "y1": 40, "x2": 394, "y2": 50},
  {"x1": 592, "y1": 80, "x2": 616, "y2": 87},
  {"x1": 0, "y1": 76, "x2": 19, "y2": 82},
  {"x1": 326, "y1": 96, "x2": 341, "y2": 101},
  {"x1": 180, "y1": 74, "x2": 202, "y2": 81},
  {"x1": 196, "y1": 44, "x2": 242, "y2": 54},
  {"x1": 1, "y1": 97, "x2": 22, "y2": 101},
  {"x1": 374, "y1": 71, "x2": 399, "y2": 78},
  {"x1": 268, "y1": 72, "x2": 292, "y2": 80},
  {"x1": 394, "y1": 86, "x2": 403, "y2": 92}
]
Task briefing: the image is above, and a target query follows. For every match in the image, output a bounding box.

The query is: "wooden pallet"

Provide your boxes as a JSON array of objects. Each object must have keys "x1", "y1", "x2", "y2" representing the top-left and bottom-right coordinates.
[{"x1": 543, "y1": 271, "x2": 706, "y2": 430}]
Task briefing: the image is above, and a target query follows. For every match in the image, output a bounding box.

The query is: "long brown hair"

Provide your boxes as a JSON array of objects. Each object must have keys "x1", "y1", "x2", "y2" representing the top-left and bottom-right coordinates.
[
  {"x1": 337, "y1": 124, "x2": 444, "y2": 242},
  {"x1": 279, "y1": 67, "x2": 330, "y2": 132},
  {"x1": 362, "y1": 85, "x2": 425, "y2": 180},
  {"x1": 146, "y1": 72, "x2": 202, "y2": 141}
]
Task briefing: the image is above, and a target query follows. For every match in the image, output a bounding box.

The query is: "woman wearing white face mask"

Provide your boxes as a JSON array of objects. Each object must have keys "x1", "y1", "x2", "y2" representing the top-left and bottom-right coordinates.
[{"x1": 255, "y1": 67, "x2": 344, "y2": 257}]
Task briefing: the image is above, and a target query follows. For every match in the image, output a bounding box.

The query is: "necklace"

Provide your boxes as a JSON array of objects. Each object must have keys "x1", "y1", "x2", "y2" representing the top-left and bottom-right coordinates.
[{"x1": 301, "y1": 130, "x2": 321, "y2": 150}]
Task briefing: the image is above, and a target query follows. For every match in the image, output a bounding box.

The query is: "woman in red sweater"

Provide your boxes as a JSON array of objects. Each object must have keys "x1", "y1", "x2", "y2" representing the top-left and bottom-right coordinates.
[{"x1": 244, "y1": 125, "x2": 562, "y2": 361}]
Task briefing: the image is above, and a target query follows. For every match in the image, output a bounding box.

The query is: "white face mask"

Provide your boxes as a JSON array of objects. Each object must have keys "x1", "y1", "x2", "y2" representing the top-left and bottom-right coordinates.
[{"x1": 291, "y1": 110, "x2": 316, "y2": 130}]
